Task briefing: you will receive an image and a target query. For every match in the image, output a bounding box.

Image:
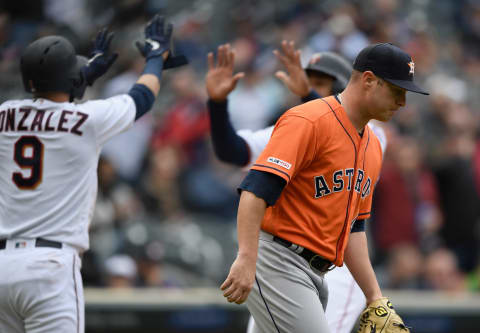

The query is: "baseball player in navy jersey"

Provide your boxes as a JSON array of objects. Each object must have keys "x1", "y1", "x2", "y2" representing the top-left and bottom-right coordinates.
[
  {"x1": 0, "y1": 15, "x2": 186, "y2": 333},
  {"x1": 206, "y1": 41, "x2": 386, "y2": 333}
]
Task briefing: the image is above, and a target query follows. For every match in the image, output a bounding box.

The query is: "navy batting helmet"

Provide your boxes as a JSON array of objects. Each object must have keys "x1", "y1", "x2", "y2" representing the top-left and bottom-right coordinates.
[
  {"x1": 304, "y1": 52, "x2": 352, "y2": 94},
  {"x1": 20, "y1": 36, "x2": 87, "y2": 101}
]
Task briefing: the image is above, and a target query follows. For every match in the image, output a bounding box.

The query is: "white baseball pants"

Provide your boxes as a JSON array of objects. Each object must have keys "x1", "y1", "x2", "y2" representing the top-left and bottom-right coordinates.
[{"x1": 0, "y1": 239, "x2": 84, "y2": 333}]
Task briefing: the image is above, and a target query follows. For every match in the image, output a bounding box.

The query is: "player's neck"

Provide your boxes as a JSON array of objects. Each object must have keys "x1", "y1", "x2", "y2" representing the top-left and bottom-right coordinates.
[
  {"x1": 338, "y1": 90, "x2": 369, "y2": 133},
  {"x1": 33, "y1": 92, "x2": 70, "y2": 103}
]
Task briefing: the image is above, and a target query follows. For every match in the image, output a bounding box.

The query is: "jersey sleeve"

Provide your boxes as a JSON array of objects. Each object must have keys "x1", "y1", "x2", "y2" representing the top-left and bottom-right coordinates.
[
  {"x1": 358, "y1": 188, "x2": 373, "y2": 220},
  {"x1": 84, "y1": 94, "x2": 137, "y2": 146},
  {"x1": 237, "y1": 125, "x2": 274, "y2": 170},
  {"x1": 251, "y1": 115, "x2": 317, "y2": 183}
]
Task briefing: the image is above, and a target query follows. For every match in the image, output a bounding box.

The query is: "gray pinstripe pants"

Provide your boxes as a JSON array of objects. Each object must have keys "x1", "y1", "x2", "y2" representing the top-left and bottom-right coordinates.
[{"x1": 246, "y1": 231, "x2": 330, "y2": 333}]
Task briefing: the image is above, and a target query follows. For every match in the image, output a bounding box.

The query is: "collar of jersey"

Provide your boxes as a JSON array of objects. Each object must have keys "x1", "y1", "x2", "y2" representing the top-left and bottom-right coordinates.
[
  {"x1": 327, "y1": 96, "x2": 368, "y2": 146},
  {"x1": 22, "y1": 98, "x2": 72, "y2": 110}
]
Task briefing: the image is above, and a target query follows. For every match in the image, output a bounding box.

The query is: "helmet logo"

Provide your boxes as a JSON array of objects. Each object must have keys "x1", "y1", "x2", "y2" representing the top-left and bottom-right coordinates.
[{"x1": 408, "y1": 61, "x2": 415, "y2": 75}]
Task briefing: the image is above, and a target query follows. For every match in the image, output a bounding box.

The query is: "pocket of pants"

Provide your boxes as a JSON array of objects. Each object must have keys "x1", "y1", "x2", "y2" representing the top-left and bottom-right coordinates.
[{"x1": 26, "y1": 251, "x2": 69, "y2": 283}]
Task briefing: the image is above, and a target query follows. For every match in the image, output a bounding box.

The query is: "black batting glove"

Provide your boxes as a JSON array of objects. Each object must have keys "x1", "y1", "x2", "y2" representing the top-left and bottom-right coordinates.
[
  {"x1": 82, "y1": 28, "x2": 118, "y2": 86},
  {"x1": 135, "y1": 14, "x2": 172, "y2": 60}
]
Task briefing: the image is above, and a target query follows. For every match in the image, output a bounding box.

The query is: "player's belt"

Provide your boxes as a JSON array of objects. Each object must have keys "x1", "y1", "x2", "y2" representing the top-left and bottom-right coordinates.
[
  {"x1": 0, "y1": 238, "x2": 62, "y2": 250},
  {"x1": 273, "y1": 236, "x2": 334, "y2": 273}
]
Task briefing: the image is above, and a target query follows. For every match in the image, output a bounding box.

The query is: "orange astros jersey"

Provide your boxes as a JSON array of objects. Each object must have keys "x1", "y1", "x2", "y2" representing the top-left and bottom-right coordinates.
[{"x1": 251, "y1": 96, "x2": 383, "y2": 266}]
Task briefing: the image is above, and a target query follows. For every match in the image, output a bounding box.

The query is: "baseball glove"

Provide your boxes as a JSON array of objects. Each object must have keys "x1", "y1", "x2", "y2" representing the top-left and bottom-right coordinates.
[{"x1": 357, "y1": 297, "x2": 410, "y2": 333}]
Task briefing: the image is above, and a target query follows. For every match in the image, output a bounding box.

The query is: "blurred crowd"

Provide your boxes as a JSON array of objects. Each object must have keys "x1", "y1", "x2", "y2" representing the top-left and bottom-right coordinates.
[{"x1": 1, "y1": 0, "x2": 480, "y2": 294}]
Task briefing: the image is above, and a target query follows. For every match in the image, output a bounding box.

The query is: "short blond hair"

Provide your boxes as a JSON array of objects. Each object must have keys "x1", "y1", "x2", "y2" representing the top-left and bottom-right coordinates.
[{"x1": 350, "y1": 70, "x2": 363, "y2": 82}]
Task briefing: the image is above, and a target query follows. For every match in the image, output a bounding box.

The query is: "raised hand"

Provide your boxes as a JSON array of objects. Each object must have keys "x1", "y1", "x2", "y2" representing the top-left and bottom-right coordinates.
[
  {"x1": 135, "y1": 14, "x2": 172, "y2": 60},
  {"x1": 274, "y1": 40, "x2": 311, "y2": 97},
  {"x1": 82, "y1": 28, "x2": 118, "y2": 86},
  {"x1": 206, "y1": 44, "x2": 245, "y2": 102}
]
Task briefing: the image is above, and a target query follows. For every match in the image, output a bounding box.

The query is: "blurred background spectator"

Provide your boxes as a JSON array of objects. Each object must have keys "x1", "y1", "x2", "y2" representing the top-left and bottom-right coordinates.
[
  {"x1": 1, "y1": 0, "x2": 479, "y2": 293},
  {"x1": 422, "y1": 247, "x2": 467, "y2": 293},
  {"x1": 104, "y1": 254, "x2": 139, "y2": 288}
]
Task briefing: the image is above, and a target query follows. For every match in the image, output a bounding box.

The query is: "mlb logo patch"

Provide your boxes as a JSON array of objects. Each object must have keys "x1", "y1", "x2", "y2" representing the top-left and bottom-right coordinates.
[
  {"x1": 15, "y1": 241, "x2": 27, "y2": 248},
  {"x1": 267, "y1": 157, "x2": 291, "y2": 170}
]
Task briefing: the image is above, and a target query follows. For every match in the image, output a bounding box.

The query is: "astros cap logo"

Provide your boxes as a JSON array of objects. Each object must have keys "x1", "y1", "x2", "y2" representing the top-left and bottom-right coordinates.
[{"x1": 408, "y1": 61, "x2": 415, "y2": 75}]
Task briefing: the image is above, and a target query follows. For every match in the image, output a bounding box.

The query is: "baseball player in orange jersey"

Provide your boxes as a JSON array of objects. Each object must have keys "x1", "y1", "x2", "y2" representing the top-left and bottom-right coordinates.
[
  {"x1": 220, "y1": 43, "x2": 428, "y2": 332},
  {"x1": 207, "y1": 42, "x2": 386, "y2": 333},
  {"x1": 0, "y1": 15, "x2": 186, "y2": 333}
]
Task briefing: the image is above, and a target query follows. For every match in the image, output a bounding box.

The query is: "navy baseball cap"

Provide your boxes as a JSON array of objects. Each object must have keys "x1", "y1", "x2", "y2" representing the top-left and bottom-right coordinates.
[{"x1": 353, "y1": 43, "x2": 429, "y2": 95}]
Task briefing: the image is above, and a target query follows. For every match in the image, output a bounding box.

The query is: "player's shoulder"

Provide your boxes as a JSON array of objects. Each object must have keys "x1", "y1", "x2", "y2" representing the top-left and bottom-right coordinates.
[
  {"x1": 0, "y1": 98, "x2": 71, "y2": 111},
  {"x1": 78, "y1": 94, "x2": 133, "y2": 107},
  {"x1": 237, "y1": 125, "x2": 274, "y2": 143},
  {"x1": 0, "y1": 98, "x2": 32, "y2": 110},
  {"x1": 76, "y1": 94, "x2": 134, "y2": 113},
  {"x1": 281, "y1": 96, "x2": 340, "y2": 125}
]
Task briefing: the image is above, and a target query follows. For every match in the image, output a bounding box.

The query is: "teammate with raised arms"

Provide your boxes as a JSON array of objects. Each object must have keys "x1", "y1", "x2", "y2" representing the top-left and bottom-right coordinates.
[{"x1": 0, "y1": 15, "x2": 186, "y2": 333}]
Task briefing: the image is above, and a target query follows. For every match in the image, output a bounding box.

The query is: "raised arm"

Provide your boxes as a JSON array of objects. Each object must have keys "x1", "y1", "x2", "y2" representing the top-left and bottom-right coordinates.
[
  {"x1": 206, "y1": 44, "x2": 245, "y2": 103},
  {"x1": 274, "y1": 40, "x2": 315, "y2": 100},
  {"x1": 126, "y1": 15, "x2": 175, "y2": 121},
  {"x1": 81, "y1": 28, "x2": 119, "y2": 88},
  {"x1": 206, "y1": 44, "x2": 250, "y2": 166}
]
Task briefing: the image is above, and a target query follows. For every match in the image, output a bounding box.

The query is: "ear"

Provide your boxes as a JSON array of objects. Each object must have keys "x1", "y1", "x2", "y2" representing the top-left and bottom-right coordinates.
[{"x1": 361, "y1": 71, "x2": 377, "y2": 90}]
